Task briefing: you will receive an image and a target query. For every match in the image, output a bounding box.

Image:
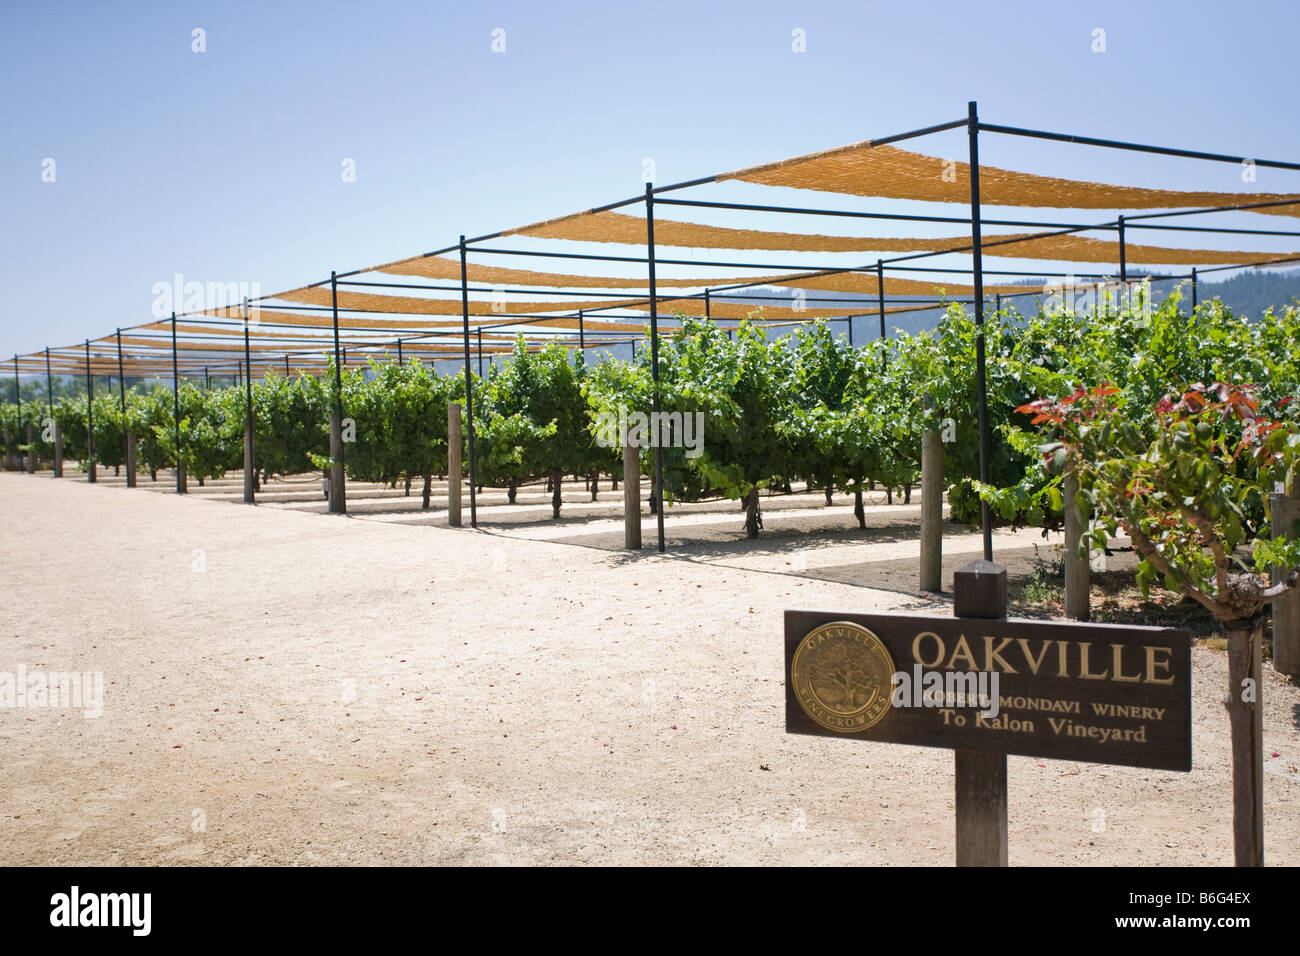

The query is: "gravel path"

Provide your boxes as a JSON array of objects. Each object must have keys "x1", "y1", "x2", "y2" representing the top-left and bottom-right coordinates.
[{"x1": 1, "y1": 470, "x2": 1297, "y2": 865}]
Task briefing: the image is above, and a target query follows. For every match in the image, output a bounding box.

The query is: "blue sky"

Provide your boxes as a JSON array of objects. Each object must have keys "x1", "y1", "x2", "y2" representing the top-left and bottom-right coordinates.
[{"x1": 4, "y1": 0, "x2": 1300, "y2": 360}]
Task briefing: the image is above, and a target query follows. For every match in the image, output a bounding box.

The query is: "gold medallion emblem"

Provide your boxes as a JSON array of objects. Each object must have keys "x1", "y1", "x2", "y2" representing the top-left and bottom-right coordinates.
[{"x1": 791, "y1": 621, "x2": 895, "y2": 733}]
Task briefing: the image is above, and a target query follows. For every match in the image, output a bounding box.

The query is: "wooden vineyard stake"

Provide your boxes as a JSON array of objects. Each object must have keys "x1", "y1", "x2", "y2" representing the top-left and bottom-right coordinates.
[
  {"x1": 447, "y1": 403, "x2": 463, "y2": 528},
  {"x1": 952, "y1": 560, "x2": 1008, "y2": 866}
]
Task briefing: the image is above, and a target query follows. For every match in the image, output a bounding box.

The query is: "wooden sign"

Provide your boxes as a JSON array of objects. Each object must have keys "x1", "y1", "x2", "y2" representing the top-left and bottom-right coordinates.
[{"x1": 785, "y1": 609, "x2": 1192, "y2": 771}]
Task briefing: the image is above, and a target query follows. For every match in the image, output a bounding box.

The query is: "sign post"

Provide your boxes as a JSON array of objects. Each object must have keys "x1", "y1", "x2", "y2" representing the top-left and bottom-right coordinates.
[
  {"x1": 785, "y1": 558, "x2": 1193, "y2": 866},
  {"x1": 952, "y1": 560, "x2": 1008, "y2": 866}
]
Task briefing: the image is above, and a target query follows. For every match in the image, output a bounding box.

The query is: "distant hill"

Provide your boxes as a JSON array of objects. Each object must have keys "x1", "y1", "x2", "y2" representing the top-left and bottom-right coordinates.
[
  {"x1": 1196, "y1": 268, "x2": 1300, "y2": 319},
  {"x1": 439, "y1": 267, "x2": 1300, "y2": 372},
  {"x1": 722, "y1": 268, "x2": 1300, "y2": 341}
]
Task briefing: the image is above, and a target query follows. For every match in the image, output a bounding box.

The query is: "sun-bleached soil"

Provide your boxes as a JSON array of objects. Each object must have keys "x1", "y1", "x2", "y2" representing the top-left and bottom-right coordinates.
[{"x1": 1, "y1": 469, "x2": 1297, "y2": 865}]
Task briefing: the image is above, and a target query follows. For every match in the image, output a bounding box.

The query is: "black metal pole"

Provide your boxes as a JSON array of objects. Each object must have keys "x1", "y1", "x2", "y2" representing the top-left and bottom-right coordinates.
[
  {"x1": 115, "y1": 329, "x2": 126, "y2": 416},
  {"x1": 330, "y1": 271, "x2": 345, "y2": 512},
  {"x1": 12, "y1": 354, "x2": 23, "y2": 472},
  {"x1": 115, "y1": 329, "x2": 128, "y2": 477},
  {"x1": 330, "y1": 272, "x2": 344, "y2": 400},
  {"x1": 85, "y1": 339, "x2": 96, "y2": 483},
  {"x1": 45, "y1": 347, "x2": 54, "y2": 421},
  {"x1": 171, "y1": 313, "x2": 182, "y2": 492},
  {"x1": 12, "y1": 353, "x2": 21, "y2": 439},
  {"x1": 847, "y1": 315, "x2": 854, "y2": 347},
  {"x1": 1118, "y1": 215, "x2": 1127, "y2": 284},
  {"x1": 578, "y1": 310, "x2": 585, "y2": 353},
  {"x1": 876, "y1": 260, "x2": 887, "y2": 367},
  {"x1": 285, "y1": 354, "x2": 291, "y2": 376},
  {"x1": 646, "y1": 182, "x2": 665, "y2": 553},
  {"x1": 976, "y1": 120, "x2": 1300, "y2": 171},
  {"x1": 969, "y1": 100, "x2": 993, "y2": 561},
  {"x1": 397, "y1": 338, "x2": 403, "y2": 366},
  {"x1": 706, "y1": 289, "x2": 729, "y2": 338},
  {"x1": 243, "y1": 298, "x2": 255, "y2": 503},
  {"x1": 1191, "y1": 267, "x2": 1199, "y2": 313},
  {"x1": 204, "y1": 366, "x2": 209, "y2": 390},
  {"x1": 459, "y1": 236, "x2": 478, "y2": 527},
  {"x1": 477, "y1": 328, "x2": 483, "y2": 378}
]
